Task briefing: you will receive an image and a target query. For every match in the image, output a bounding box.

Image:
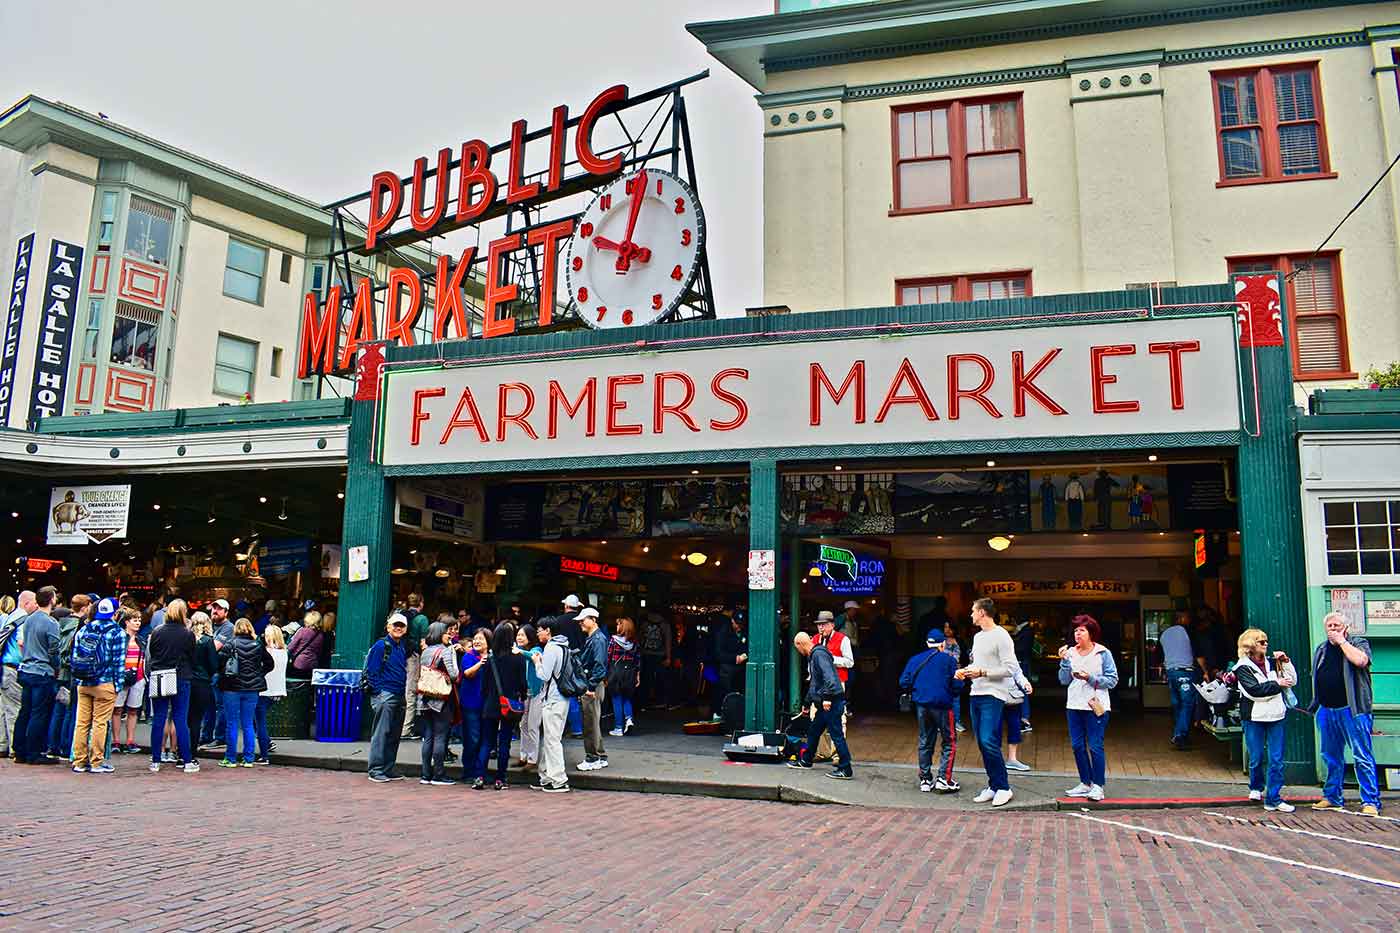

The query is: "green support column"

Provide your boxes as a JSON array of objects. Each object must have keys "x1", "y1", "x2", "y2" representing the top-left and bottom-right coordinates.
[
  {"x1": 1232, "y1": 271, "x2": 1315, "y2": 783},
  {"x1": 332, "y1": 395, "x2": 394, "y2": 669},
  {"x1": 787, "y1": 536, "x2": 803, "y2": 715},
  {"x1": 745, "y1": 459, "x2": 778, "y2": 731}
]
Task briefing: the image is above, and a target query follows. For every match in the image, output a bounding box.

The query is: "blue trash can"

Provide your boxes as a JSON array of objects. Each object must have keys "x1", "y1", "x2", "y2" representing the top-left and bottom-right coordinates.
[{"x1": 312, "y1": 669, "x2": 364, "y2": 743}]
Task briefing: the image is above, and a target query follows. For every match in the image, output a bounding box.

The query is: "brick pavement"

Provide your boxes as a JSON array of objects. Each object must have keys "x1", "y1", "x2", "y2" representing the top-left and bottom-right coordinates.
[{"x1": 3, "y1": 757, "x2": 1398, "y2": 931}]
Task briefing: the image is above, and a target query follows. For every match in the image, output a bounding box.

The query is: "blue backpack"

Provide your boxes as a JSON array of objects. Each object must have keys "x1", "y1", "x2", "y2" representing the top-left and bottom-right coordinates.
[{"x1": 69, "y1": 623, "x2": 107, "y2": 682}]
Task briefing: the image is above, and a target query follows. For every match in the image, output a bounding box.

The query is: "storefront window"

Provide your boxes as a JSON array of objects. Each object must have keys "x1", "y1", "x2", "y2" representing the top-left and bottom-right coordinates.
[
  {"x1": 1324, "y1": 499, "x2": 1400, "y2": 576},
  {"x1": 110, "y1": 300, "x2": 159, "y2": 371},
  {"x1": 124, "y1": 196, "x2": 174, "y2": 266},
  {"x1": 97, "y1": 191, "x2": 118, "y2": 249}
]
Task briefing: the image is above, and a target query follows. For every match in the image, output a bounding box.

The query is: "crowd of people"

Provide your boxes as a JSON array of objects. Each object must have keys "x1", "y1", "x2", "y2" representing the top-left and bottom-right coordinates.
[{"x1": 0, "y1": 587, "x2": 302, "y2": 772}]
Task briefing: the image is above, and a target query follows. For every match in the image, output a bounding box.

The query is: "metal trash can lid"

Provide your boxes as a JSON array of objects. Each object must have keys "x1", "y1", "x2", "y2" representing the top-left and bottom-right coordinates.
[{"x1": 311, "y1": 669, "x2": 361, "y2": 687}]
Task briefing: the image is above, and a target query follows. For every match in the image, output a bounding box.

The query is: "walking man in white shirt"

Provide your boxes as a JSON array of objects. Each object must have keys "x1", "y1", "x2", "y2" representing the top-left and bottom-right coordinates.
[{"x1": 954, "y1": 597, "x2": 1018, "y2": 807}]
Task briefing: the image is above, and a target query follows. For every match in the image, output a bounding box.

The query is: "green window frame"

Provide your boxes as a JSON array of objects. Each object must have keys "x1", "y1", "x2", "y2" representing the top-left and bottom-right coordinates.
[
  {"x1": 223, "y1": 238, "x2": 268, "y2": 305},
  {"x1": 214, "y1": 333, "x2": 258, "y2": 399}
]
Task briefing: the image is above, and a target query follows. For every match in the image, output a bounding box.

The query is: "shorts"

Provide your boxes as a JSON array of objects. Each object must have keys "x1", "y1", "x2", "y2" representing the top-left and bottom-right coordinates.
[
  {"x1": 116, "y1": 678, "x2": 147, "y2": 710},
  {"x1": 1002, "y1": 701, "x2": 1024, "y2": 744}
]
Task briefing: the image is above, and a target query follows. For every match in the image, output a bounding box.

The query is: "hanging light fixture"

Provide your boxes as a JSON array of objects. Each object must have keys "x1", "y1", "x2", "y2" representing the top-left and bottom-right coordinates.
[
  {"x1": 495, "y1": 565, "x2": 508, "y2": 576},
  {"x1": 278, "y1": 497, "x2": 288, "y2": 521},
  {"x1": 686, "y1": 551, "x2": 709, "y2": 566},
  {"x1": 986, "y1": 535, "x2": 1012, "y2": 552},
  {"x1": 434, "y1": 568, "x2": 450, "y2": 578},
  {"x1": 206, "y1": 511, "x2": 216, "y2": 524},
  {"x1": 808, "y1": 565, "x2": 823, "y2": 577}
]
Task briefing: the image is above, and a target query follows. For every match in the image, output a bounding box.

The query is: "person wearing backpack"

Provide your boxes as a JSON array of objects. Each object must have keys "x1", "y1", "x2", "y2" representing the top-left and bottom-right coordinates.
[
  {"x1": 898, "y1": 629, "x2": 961, "y2": 793},
  {"x1": 530, "y1": 617, "x2": 571, "y2": 792},
  {"x1": 607, "y1": 617, "x2": 641, "y2": 737},
  {"x1": 70, "y1": 597, "x2": 125, "y2": 774},
  {"x1": 1, "y1": 590, "x2": 37, "y2": 760},
  {"x1": 364, "y1": 613, "x2": 411, "y2": 783},
  {"x1": 14, "y1": 586, "x2": 62, "y2": 765}
]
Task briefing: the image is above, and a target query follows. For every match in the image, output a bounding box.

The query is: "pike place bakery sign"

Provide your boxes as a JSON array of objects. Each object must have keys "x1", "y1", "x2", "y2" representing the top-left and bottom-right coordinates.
[{"x1": 379, "y1": 316, "x2": 1241, "y2": 466}]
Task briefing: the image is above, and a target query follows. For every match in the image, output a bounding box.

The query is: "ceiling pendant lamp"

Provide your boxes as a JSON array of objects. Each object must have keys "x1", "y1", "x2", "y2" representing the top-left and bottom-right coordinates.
[{"x1": 986, "y1": 535, "x2": 1012, "y2": 552}]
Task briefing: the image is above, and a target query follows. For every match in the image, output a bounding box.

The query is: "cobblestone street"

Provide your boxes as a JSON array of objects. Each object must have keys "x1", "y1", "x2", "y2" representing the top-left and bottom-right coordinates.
[{"x1": 3, "y1": 760, "x2": 1397, "y2": 931}]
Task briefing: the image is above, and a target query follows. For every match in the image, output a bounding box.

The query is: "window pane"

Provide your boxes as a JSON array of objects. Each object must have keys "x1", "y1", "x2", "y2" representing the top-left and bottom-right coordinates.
[
  {"x1": 900, "y1": 287, "x2": 920, "y2": 305},
  {"x1": 1391, "y1": 500, "x2": 1400, "y2": 521},
  {"x1": 965, "y1": 101, "x2": 1019, "y2": 152},
  {"x1": 967, "y1": 152, "x2": 1022, "y2": 202},
  {"x1": 1217, "y1": 76, "x2": 1258, "y2": 127},
  {"x1": 1359, "y1": 525, "x2": 1390, "y2": 549},
  {"x1": 898, "y1": 111, "x2": 915, "y2": 159},
  {"x1": 227, "y1": 240, "x2": 265, "y2": 276},
  {"x1": 1323, "y1": 501, "x2": 1354, "y2": 525},
  {"x1": 1221, "y1": 129, "x2": 1263, "y2": 177},
  {"x1": 922, "y1": 283, "x2": 953, "y2": 303},
  {"x1": 1357, "y1": 501, "x2": 1387, "y2": 524},
  {"x1": 223, "y1": 267, "x2": 262, "y2": 303},
  {"x1": 1278, "y1": 123, "x2": 1321, "y2": 175},
  {"x1": 1359, "y1": 551, "x2": 1392, "y2": 575},
  {"x1": 1291, "y1": 258, "x2": 1337, "y2": 311},
  {"x1": 217, "y1": 335, "x2": 257, "y2": 370},
  {"x1": 124, "y1": 197, "x2": 173, "y2": 266},
  {"x1": 1325, "y1": 526, "x2": 1356, "y2": 551},
  {"x1": 214, "y1": 366, "x2": 252, "y2": 397},
  {"x1": 929, "y1": 108, "x2": 948, "y2": 155},
  {"x1": 97, "y1": 192, "x2": 118, "y2": 247},
  {"x1": 110, "y1": 316, "x2": 157, "y2": 371},
  {"x1": 1295, "y1": 316, "x2": 1344, "y2": 373},
  {"x1": 972, "y1": 277, "x2": 1028, "y2": 301},
  {"x1": 899, "y1": 159, "x2": 952, "y2": 209},
  {"x1": 914, "y1": 110, "x2": 931, "y2": 158},
  {"x1": 1273, "y1": 70, "x2": 1316, "y2": 122},
  {"x1": 1327, "y1": 552, "x2": 1358, "y2": 575},
  {"x1": 83, "y1": 300, "x2": 102, "y2": 360}
]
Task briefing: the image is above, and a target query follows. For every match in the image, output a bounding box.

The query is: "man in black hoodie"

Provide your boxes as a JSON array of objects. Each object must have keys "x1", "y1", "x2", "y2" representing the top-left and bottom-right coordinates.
[{"x1": 788, "y1": 631, "x2": 853, "y2": 780}]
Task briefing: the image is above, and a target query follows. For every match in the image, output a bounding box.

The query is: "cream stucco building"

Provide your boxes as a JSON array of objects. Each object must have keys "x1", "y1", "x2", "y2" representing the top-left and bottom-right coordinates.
[{"x1": 691, "y1": 0, "x2": 1400, "y2": 386}]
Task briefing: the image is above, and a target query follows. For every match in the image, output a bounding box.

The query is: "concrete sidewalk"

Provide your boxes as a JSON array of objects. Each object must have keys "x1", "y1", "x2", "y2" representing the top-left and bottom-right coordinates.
[{"x1": 175, "y1": 728, "x2": 1387, "y2": 812}]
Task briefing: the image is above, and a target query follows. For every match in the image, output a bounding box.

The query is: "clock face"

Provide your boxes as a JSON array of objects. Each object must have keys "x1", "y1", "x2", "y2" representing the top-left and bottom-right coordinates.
[{"x1": 564, "y1": 168, "x2": 705, "y2": 330}]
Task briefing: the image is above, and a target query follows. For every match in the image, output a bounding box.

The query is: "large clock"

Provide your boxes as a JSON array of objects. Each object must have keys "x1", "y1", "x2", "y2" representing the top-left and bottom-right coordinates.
[{"x1": 564, "y1": 167, "x2": 705, "y2": 330}]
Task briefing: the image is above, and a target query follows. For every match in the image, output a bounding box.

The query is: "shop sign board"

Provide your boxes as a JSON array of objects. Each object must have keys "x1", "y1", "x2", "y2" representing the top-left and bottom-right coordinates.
[
  {"x1": 560, "y1": 555, "x2": 620, "y2": 581},
  {"x1": 818, "y1": 545, "x2": 885, "y2": 595},
  {"x1": 979, "y1": 580, "x2": 1137, "y2": 599},
  {"x1": 19, "y1": 556, "x2": 63, "y2": 573},
  {"x1": 320, "y1": 544, "x2": 342, "y2": 580},
  {"x1": 347, "y1": 545, "x2": 370, "y2": 583},
  {"x1": 381, "y1": 317, "x2": 1241, "y2": 466},
  {"x1": 395, "y1": 477, "x2": 484, "y2": 541},
  {"x1": 46, "y1": 483, "x2": 131, "y2": 544},
  {"x1": 28, "y1": 239, "x2": 84, "y2": 425},
  {"x1": 747, "y1": 549, "x2": 776, "y2": 591},
  {"x1": 258, "y1": 538, "x2": 311, "y2": 577},
  {"x1": 1330, "y1": 588, "x2": 1365, "y2": 635},
  {"x1": 0, "y1": 233, "x2": 35, "y2": 425}
]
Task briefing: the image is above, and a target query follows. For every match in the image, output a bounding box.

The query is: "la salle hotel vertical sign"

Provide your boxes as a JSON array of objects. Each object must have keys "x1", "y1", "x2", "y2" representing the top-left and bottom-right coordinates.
[
  {"x1": 27, "y1": 239, "x2": 85, "y2": 425},
  {"x1": 0, "y1": 233, "x2": 35, "y2": 426}
]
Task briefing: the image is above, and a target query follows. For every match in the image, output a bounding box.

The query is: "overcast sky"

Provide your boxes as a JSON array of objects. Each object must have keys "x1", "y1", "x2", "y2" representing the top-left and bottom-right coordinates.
[{"x1": 0, "y1": 0, "x2": 769, "y2": 313}]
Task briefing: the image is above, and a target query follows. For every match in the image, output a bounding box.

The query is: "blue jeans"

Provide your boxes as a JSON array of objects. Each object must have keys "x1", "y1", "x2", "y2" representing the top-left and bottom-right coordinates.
[
  {"x1": 367, "y1": 690, "x2": 406, "y2": 779},
  {"x1": 15, "y1": 671, "x2": 56, "y2": 761},
  {"x1": 419, "y1": 705, "x2": 452, "y2": 781},
  {"x1": 211, "y1": 682, "x2": 225, "y2": 742},
  {"x1": 802, "y1": 697, "x2": 851, "y2": 771},
  {"x1": 611, "y1": 694, "x2": 633, "y2": 727},
  {"x1": 481, "y1": 716, "x2": 513, "y2": 783},
  {"x1": 1243, "y1": 718, "x2": 1285, "y2": 805},
  {"x1": 222, "y1": 690, "x2": 258, "y2": 763},
  {"x1": 255, "y1": 695, "x2": 276, "y2": 758},
  {"x1": 970, "y1": 695, "x2": 1008, "y2": 791},
  {"x1": 151, "y1": 679, "x2": 192, "y2": 764},
  {"x1": 1067, "y1": 708, "x2": 1110, "y2": 787},
  {"x1": 460, "y1": 706, "x2": 484, "y2": 781},
  {"x1": 567, "y1": 696, "x2": 582, "y2": 735},
  {"x1": 1317, "y1": 706, "x2": 1381, "y2": 810},
  {"x1": 915, "y1": 704, "x2": 956, "y2": 783},
  {"x1": 1166, "y1": 669, "x2": 1199, "y2": 742},
  {"x1": 47, "y1": 688, "x2": 75, "y2": 755}
]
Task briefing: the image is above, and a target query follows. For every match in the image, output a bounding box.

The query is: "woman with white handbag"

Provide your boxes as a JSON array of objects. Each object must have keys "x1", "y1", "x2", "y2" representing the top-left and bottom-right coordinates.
[
  {"x1": 417, "y1": 621, "x2": 461, "y2": 786},
  {"x1": 1234, "y1": 628, "x2": 1298, "y2": 812},
  {"x1": 146, "y1": 599, "x2": 197, "y2": 774}
]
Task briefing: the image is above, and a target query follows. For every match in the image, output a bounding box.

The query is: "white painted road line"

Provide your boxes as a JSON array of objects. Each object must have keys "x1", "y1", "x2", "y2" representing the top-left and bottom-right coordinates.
[
  {"x1": 1203, "y1": 811, "x2": 1400, "y2": 854},
  {"x1": 1071, "y1": 812, "x2": 1400, "y2": 892}
]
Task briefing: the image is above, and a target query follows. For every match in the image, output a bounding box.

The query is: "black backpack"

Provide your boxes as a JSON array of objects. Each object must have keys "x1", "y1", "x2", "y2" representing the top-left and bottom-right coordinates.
[{"x1": 555, "y1": 647, "x2": 588, "y2": 698}]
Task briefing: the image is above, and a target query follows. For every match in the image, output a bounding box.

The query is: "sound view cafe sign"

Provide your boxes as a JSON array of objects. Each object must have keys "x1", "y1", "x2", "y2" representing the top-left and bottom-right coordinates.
[
  {"x1": 379, "y1": 315, "x2": 1243, "y2": 465},
  {"x1": 298, "y1": 82, "x2": 707, "y2": 377}
]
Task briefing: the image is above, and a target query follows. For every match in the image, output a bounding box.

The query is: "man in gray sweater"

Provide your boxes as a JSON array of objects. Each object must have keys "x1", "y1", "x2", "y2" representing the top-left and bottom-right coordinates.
[
  {"x1": 14, "y1": 586, "x2": 61, "y2": 764},
  {"x1": 955, "y1": 597, "x2": 1018, "y2": 807}
]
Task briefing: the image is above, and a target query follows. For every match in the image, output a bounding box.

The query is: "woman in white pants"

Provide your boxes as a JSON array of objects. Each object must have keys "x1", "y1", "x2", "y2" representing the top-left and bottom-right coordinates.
[{"x1": 516, "y1": 624, "x2": 543, "y2": 771}]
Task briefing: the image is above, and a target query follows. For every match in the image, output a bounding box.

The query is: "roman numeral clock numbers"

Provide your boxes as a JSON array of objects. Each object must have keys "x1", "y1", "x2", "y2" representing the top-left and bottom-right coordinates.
[{"x1": 563, "y1": 168, "x2": 705, "y2": 331}]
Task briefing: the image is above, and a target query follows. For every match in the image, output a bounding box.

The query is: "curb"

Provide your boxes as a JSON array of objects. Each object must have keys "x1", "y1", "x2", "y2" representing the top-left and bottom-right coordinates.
[{"x1": 1051, "y1": 795, "x2": 1320, "y2": 812}]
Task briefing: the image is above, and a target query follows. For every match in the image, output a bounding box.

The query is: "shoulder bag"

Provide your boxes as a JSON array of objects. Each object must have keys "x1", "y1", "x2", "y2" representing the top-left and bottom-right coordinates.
[
  {"x1": 490, "y1": 654, "x2": 525, "y2": 722},
  {"x1": 898, "y1": 650, "x2": 939, "y2": 714},
  {"x1": 416, "y1": 647, "x2": 453, "y2": 699}
]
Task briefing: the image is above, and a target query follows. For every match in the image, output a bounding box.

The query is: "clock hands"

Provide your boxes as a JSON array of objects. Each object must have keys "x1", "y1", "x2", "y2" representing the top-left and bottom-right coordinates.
[{"x1": 591, "y1": 171, "x2": 653, "y2": 274}]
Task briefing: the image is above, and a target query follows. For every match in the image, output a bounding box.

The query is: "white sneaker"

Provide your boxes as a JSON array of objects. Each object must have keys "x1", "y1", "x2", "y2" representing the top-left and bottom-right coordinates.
[
  {"x1": 182, "y1": 762, "x2": 200, "y2": 774},
  {"x1": 972, "y1": 787, "x2": 995, "y2": 803},
  {"x1": 1065, "y1": 783, "x2": 1092, "y2": 797},
  {"x1": 1088, "y1": 785, "x2": 1105, "y2": 801},
  {"x1": 608, "y1": 728, "x2": 624, "y2": 737},
  {"x1": 594, "y1": 758, "x2": 609, "y2": 770},
  {"x1": 624, "y1": 717, "x2": 634, "y2": 734},
  {"x1": 1264, "y1": 801, "x2": 1295, "y2": 813},
  {"x1": 1248, "y1": 790, "x2": 1262, "y2": 801},
  {"x1": 992, "y1": 789, "x2": 1014, "y2": 807},
  {"x1": 148, "y1": 763, "x2": 160, "y2": 773},
  {"x1": 1005, "y1": 759, "x2": 1031, "y2": 772}
]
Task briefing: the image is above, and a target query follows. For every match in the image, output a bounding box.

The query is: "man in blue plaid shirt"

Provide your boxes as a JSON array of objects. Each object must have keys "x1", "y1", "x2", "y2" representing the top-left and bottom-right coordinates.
[{"x1": 71, "y1": 598, "x2": 126, "y2": 774}]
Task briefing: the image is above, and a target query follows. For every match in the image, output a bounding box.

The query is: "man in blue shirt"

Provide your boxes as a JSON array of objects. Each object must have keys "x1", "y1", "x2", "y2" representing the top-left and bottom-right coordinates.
[
  {"x1": 1159, "y1": 610, "x2": 1204, "y2": 750},
  {"x1": 14, "y1": 586, "x2": 61, "y2": 764},
  {"x1": 365, "y1": 613, "x2": 410, "y2": 783},
  {"x1": 1, "y1": 590, "x2": 36, "y2": 758}
]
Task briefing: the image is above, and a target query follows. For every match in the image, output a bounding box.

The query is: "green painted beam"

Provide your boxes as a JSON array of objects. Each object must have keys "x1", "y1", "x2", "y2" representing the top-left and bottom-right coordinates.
[
  {"x1": 746, "y1": 459, "x2": 779, "y2": 732},
  {"x1": 333, "y1": 397, "x2": 393, "y2": 669},
  {"x1": 36, "y1": 398, "x2": 351, "y2": 436}
]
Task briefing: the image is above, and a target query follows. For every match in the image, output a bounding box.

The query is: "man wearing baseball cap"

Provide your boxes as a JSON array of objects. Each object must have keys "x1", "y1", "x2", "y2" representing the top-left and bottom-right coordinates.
[
  {"x1": 365, "y1": 612, "x2": 411, "y2": 783},
  {"x1": 575, "y1": 607, "x2": 610, "y2": 771},
  {"x1": 554, "y1": 596, "x2": 585, "y2": 736},
  {"x1": 899, "y1": 629, "x2": 961, "y2": 793},
  {"x1": 813, "y1": 610, "x2": 855, "y2": 760},
  {"x1": 70, "y1": 598, "x2": 125, "y2": 774},
  {"x1": 207, "y1": 598, "x2": 234, "y2": 749}
]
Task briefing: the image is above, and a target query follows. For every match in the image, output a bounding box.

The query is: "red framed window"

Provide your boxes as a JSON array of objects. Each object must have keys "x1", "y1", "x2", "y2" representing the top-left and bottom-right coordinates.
[
  {"x1": 1228, "y1": 253, "x2": 1352, "y2": 378},
  {"x1": 1212, "y1": 63, "x2": 1332, "y2": 184},
  {"x1": 896, "y1": 272, "x2": 1031, "y2": 306},
  {"x1": 891, "y1": 94, "x2": 1027, "y2": 213}
]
